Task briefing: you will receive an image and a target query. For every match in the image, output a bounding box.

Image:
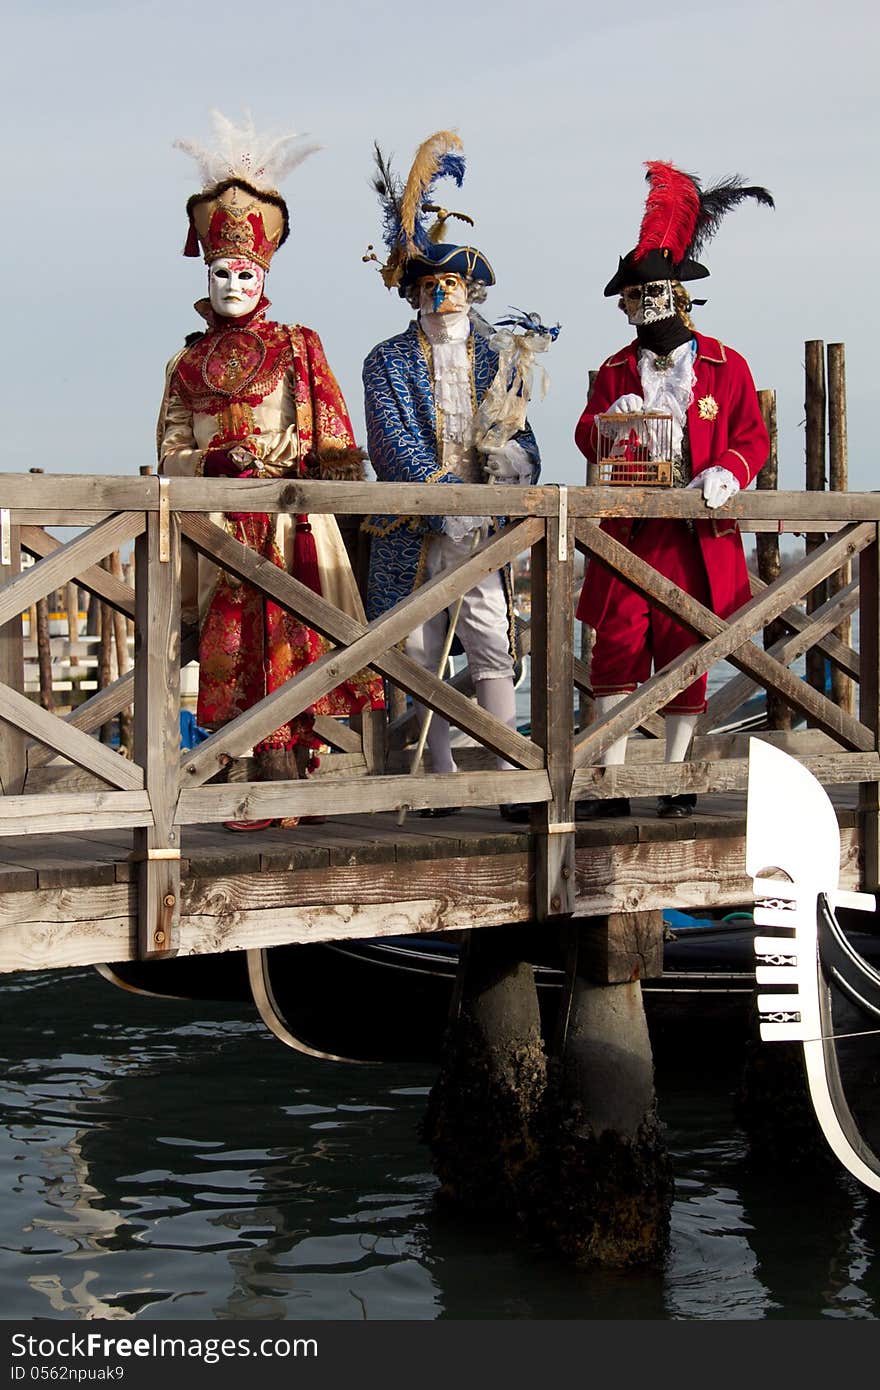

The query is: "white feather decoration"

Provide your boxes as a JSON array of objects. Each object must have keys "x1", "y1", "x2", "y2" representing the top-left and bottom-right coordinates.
[{"x1": 174, "y1": 108, "x2": 321, "y2": 191}]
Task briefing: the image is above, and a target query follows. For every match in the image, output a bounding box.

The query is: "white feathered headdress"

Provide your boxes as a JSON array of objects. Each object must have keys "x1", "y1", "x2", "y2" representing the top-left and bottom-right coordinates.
[
  {"x1": 174, "y1": 109, "x2": 321, "y2": 267},
  {"x1": 174, "y1": 108, "x2": 320, "y2": 194}
]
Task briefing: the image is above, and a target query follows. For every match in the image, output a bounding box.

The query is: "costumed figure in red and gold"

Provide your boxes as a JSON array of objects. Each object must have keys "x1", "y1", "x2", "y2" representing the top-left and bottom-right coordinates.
[
  {"x1": 575, "y1": 161, "x2": 773, "y2": 820},
  {"x1": 158, "y1": 111, "x2": 384, "y2": 830}
]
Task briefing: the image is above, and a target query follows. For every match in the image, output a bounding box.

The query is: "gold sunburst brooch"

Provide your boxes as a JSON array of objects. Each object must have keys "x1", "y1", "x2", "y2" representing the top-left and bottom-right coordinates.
[{"x1": 697, "y1": 394, "x2": 719, "y2": 421}]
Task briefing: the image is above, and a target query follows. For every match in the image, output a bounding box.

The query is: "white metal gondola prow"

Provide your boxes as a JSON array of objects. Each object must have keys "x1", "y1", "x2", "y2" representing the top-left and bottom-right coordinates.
[{"x1": 745, "y1": 738, "x2": 880, "y2": 1194}]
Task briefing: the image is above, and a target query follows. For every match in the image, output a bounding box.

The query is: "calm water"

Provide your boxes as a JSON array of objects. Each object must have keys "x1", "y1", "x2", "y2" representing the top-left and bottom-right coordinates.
[{"x1": 2, "y1": 964, "x2": 879, "y2": 1322}]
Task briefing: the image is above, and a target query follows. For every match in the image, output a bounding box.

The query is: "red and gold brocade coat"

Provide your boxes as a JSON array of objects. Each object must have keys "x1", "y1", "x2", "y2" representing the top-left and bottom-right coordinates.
[{"x1": 157, "y1": 298, "x2": 383, "y2": 748}]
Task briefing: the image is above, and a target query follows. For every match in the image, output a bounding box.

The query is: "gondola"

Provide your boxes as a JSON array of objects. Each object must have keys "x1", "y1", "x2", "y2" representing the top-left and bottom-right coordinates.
[{"x1": 747, "y1": 739, "x2": 880, "y2": 1191}]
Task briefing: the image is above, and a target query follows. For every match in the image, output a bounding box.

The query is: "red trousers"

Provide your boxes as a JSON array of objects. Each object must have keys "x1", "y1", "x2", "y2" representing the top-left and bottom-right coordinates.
[{"x1": 588, "y1": 518, "x2": 711, "y2": 714}]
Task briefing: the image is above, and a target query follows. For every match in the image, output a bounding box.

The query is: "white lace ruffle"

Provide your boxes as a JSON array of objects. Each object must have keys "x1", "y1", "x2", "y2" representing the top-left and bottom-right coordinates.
[
  {"x1": 636, "y1": 341, "x2": 696, "y2": 461},
  {"x1": 421, "y1": 310, "x2": 474, "y2": 445}
]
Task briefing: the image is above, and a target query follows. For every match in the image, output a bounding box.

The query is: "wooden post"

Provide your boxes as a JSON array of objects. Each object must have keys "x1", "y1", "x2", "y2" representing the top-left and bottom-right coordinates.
[
  {"x1": 28, "y1": 470, "x2": 54, "y2": 715},
  {"x1": 109, "y1": 550, "x2": 133, "y2": 756},
  {"x1": 65, "y1": 581, "x2": 80, "y2": 667},
  {"x1": 827, "y1": 343, "x2": 854, "y2": 717},
  {"x1": 858, "y1": 526, "x2": 880, "y2": 892},
  {"x1": 755, "y1": 389, "x2": 792, "y2": 730},
  {"x1": 530, "y1": 505, "x2": 575, "y2": 919},
  {"x1": 578, "y1": 370, "x2": 598, "y2": 733},
  {"x1": 98, "y1": 566, "x2": 113, "y2": 743},
  {"x1": 0, "y1": 509, "x2": 25, "y2": 796},
  {"x1": 804, "y1": 341, "x2": 827, "y2": 700},
  {"x1": 133, "y1": 494, "x2": 182, "y2": 958}
]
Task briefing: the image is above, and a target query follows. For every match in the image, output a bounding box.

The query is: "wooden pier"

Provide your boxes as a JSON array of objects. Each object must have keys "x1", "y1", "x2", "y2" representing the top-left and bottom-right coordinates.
[{"x1": 0, "y1": 471, "x2": 873, "y2": 976}]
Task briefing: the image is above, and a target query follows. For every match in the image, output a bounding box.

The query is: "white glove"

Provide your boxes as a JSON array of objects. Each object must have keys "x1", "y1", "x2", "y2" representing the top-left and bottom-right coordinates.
[
  {"x1": 605, "y1": 393, "x2": 645, "y2": 415},
  {"x1": 687, "y1": 465, "x2": 741, "y2": 509},
  {"x1": 483, "y1": 440, "x2": 534, "y2": 485},
  {"x1": 443, "y1": 514, "x2": 487, "y2": 544}
]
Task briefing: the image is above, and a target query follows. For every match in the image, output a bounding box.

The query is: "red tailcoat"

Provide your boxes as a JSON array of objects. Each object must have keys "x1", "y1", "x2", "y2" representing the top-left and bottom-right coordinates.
[{"x1": 575, "y1": 332, "x2": 768, "y2": 631}]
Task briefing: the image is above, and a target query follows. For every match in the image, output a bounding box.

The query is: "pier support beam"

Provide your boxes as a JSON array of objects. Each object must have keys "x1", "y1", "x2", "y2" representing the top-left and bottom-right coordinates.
[
  {"x1": 422, "y1": 925, "x2": 546, "y2": 1213},
  {"x1": 527, "y1": 913, "x2": 673, "y2": 1266}
]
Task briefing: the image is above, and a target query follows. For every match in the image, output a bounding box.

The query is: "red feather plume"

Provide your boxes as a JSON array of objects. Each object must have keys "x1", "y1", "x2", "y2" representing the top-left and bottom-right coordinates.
[{"x1": 634, "y1": 161, "x2": 701, "y2": 264}]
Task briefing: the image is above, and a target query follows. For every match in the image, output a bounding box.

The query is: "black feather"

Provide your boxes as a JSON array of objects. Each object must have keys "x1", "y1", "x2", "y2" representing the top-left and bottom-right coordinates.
[
  {"x1": 688, "y1": 176, "x2": 774, "y2": 259},
  {"x1": 371, "y1": 143, "x2": 405, "y2": 251}
]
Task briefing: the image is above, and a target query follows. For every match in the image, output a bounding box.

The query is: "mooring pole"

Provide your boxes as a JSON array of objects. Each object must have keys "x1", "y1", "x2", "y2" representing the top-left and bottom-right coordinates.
[
  {"x1": 527, "y1": 911, "x2": 674, "y2": 1266},
  {"x1": 422, "y1": 924, "x2": 547, "y2": 1214}
]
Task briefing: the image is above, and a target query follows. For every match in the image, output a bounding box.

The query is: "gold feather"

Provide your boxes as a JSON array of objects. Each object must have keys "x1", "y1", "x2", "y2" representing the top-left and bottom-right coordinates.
[{"x1": 399, "y1": 130, "x2": 464, "y2": 249}]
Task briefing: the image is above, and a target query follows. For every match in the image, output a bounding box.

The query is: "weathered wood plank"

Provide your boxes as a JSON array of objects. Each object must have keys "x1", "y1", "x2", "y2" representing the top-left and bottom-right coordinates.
[
  {"x1": 530, "y1": 511, "x2": 576, "y2": 916},
  {"x1": 0, "y1": 514, "x2": 144, "y2": 629},
  {"x1": 20, "y1": 525, "x2": 138, "y2": 618},
  {"x1": 572, "y1": 752, "x2": 880, "y2": 799},
  {"x1": 24, "y1": 629, "x2": 199, "y2": 773},
  {"x1": 0, "y1": 477, "x2": 158, "y2": 511},
  {"x1": 0, "y1": 790, "x2": 151, "y2": 834},
  {"x1": 573, "y1": 825, "x2": 861, "y2": 916},
  {"x1": 573, "y1": 520, "x2": 875, "y2": 761},
  {"x1": 858, "y1": 527, "x2": 880, "y2": 889},
  {"x1": 177, "y1": 769, "x2": 551, "y2": 824},
  {"x1": 0, "y1": 680, "x2": 144, "y2": 789},
  {"x1": 133, "y1": 506, "x2": 181, "y2": 958},
  {"x1": 0, "y1": 518, "x2": 25, "y2": 796},
  {"x1": 699, "y1": 580, "x2": 859, "y2": 733}
]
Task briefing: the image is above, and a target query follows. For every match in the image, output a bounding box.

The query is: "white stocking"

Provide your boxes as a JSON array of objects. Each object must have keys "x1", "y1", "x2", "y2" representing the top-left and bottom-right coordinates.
[
  {"x1": 474, "y1": 676, "x2": 518, "y2": 771},
  {"x1": 415, "y1": 703, "x2": 457, "y2": 775},
  {"x1": 665, "y1": 712, "x2": 698, "y2": 763},
  {"x1": 595, "y1": 692, "x2": 629, "y2": 766}
]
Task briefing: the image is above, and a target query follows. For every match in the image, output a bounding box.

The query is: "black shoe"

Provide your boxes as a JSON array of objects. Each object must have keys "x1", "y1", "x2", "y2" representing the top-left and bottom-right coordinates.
[
  {"x1": 499, "y1": 802, "x2": 531, "y2": 823},
  {"x1": 575, "y1": 797, "x2": 631, "y2": 821},
  {"x1": 420, "y1": 806, "x2": 460, "y2": 818},
  {"x1": 657, "y1": 793, "x2": 697, "y2": 818}
]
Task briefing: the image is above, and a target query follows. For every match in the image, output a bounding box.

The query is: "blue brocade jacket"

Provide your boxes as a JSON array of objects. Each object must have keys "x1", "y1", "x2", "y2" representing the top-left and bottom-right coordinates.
[{"x1": 362, "y1": 319, "x2": 540, "y2": 624}]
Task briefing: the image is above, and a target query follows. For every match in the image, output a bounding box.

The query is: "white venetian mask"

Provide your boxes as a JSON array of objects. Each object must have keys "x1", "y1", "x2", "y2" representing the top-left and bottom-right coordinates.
[
  {"x1": 208, "y1": 256, "x2": 265, "y2": 318},
  {"x1": 620, "y1": 279, "x2": 676, "y2": 326}
]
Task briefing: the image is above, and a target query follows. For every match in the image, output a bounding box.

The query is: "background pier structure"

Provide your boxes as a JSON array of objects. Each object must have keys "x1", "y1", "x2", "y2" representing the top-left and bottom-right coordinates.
[{"x1": 0, "y1": 351, "x2": 875, "y2": 1262}]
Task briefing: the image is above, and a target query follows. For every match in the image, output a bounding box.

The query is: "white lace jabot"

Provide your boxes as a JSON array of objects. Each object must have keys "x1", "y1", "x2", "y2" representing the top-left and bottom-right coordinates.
[
  {"x1": 420, "y1": 310, "x2": 474, "y2": 447},
  {"x1": 637, "y1": 339, "x2": 696, "y2": 462}
]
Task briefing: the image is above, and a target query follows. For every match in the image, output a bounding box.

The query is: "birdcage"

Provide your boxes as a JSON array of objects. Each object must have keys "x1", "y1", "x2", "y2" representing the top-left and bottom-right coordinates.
[{"x1": 594, "y1": 411, "x2": 674, "y2": 486}]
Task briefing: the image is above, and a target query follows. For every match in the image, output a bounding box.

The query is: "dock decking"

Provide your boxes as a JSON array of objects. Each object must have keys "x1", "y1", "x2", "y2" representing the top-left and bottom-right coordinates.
[{"x1": 0, "y1": 794, "x2": 861, "y2": 975}]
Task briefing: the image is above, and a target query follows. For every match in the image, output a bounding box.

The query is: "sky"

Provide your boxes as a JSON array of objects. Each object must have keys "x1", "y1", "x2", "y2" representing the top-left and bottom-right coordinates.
[{"x1": 4, "y1": 0, "x2": 878, "y2": 491}]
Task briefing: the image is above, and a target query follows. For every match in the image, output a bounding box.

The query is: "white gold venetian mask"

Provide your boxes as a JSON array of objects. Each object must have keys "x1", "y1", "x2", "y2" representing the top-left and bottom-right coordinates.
[
  {"x1": 418, "y1": 272, "x2": 469, "y2": 317},
  {"x1": 208, "y1": 256, "x2": 265, "y2": 318},
  {"x1": 620, "y1": 279, "x2": 676, "y2": 326}
]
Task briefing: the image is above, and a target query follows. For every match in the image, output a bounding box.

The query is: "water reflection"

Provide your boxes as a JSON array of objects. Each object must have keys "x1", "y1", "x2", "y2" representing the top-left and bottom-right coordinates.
[{"x1": 0, "y1": 967, "x2": 879, "y2": 1320}]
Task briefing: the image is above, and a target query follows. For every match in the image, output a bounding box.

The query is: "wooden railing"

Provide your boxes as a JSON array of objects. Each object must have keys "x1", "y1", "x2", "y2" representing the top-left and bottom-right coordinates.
[{"x1": 0, "y1": 474, "x2": 876, "y2": 956}]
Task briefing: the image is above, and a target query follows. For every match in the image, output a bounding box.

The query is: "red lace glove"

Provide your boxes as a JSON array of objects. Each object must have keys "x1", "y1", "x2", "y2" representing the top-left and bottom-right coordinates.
[{"x1": 202, "y1": 446, "x2": 258, "y2": 478}]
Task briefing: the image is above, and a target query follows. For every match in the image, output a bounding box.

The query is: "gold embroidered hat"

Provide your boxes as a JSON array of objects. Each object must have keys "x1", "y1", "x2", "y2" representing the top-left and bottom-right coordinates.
[{"x1": 174, "y1": 110, "x2": 320, "y2": 269}]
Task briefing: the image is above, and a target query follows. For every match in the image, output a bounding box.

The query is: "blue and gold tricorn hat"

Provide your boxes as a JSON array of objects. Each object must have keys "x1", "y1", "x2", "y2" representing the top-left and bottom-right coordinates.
[{"x1": 366, "y1": 130, "x2": 494, "y2": 296}]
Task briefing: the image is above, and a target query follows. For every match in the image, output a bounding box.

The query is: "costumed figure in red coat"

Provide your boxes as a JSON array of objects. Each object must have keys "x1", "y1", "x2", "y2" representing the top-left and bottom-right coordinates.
[
  {"x1": 158, "y1": 112, "x2": 384, "y2": 831},
  {"x1": 575, "y1": 161, "x2": 773, "y2": 819}
]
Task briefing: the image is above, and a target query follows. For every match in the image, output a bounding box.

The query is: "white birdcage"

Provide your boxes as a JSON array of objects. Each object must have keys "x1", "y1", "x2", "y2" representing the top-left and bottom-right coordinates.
[{"x1": 594, "y1": 410, "x2": 674, "y2": 486}]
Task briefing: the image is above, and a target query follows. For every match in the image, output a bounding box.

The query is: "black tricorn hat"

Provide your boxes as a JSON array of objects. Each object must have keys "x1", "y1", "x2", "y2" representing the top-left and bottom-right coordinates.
[
  {"x1": 604, "y1": 162, "x2": 774, "y2": 298},
  {"x1": 604, "y1": 247, "x2": 708, "y2": 297}
]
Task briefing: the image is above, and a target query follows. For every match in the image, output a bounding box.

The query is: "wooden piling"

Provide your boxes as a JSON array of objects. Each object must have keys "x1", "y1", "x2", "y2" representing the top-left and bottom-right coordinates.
[
  {"x1": 828, "y1": 343, "x2": 854, "y2": 716},
  {"x1": 526, "y1": 913, "x2": 673, "y2": 1266},
  {"x1": 422, "y1": 925, "x2": 547, "y2": 1213},
  {"x1": 804, "y1": 341, "x2": 827, "y2": 700},
  {"x1": 756, "y1": 389, "x2": 792, "y2": 730}
]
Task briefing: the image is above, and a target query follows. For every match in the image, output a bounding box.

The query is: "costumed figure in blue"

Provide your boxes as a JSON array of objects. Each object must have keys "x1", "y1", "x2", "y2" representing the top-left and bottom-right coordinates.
[{"x1": 362, "y1": 131, "x2": 541, "y2": 822}]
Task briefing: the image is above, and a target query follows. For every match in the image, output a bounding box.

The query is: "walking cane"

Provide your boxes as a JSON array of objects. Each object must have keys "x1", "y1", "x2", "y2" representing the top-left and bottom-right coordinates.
[{"x1": 397, "y1": 525, "x2": 483, "y2": 826}]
